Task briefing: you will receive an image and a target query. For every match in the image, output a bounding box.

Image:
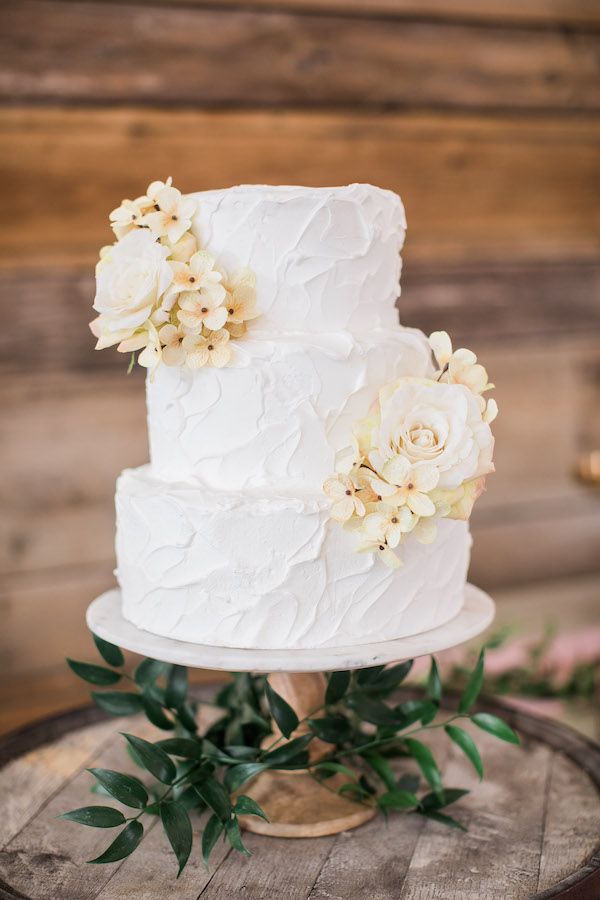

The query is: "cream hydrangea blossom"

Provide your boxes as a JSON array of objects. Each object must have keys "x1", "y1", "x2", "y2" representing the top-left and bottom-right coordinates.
[
  {"x1": 182, "y1": 328, "x2": 231, "y2": 369},
  {"x1": 109, "y1": 197, "x2": 149, "y2": 240},
  {"x1": 141, "y1": 184, "x2": 196, "y2": 245},
  {"x1": 90, "y1": 177, "x2": 259, "y2": 372},
  {"x1": 158, "y1": 323, "x2": 187, "y2": 367},
  {"x1": 323, "y1": 474, "x2": 366, "y2": 522},
  {"x1": 323, "y1": 332, "x2": 497, "y2": 568}
]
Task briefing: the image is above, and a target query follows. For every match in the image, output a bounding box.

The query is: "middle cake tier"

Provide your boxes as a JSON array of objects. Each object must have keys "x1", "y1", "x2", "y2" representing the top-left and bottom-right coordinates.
[{"x1": 147, "y1": 327, "x2": 432, "y2": 491}]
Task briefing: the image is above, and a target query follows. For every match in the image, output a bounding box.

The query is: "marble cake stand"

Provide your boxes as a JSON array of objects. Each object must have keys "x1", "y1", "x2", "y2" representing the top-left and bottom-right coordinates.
[{"x1": 87, "y1": 584, "x2": 494, "y2": 839}]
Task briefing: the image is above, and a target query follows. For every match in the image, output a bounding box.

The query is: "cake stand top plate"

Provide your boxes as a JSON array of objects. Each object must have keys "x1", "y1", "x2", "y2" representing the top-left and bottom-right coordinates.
[{"x1": 86, "y1": 584, "x2": 495, "y2": 672}]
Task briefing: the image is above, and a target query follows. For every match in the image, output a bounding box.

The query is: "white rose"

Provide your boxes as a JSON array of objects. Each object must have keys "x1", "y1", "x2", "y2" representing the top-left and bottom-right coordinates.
[
  {"x1": 93, "y1": 230, "x2": 173, "y2": 335},
  {"x1": 372, "y1": 377, "x2": 495, "y2": 490}
]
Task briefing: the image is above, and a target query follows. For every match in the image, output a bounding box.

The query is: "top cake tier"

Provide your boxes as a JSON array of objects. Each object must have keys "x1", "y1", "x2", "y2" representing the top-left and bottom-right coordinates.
[{"x1": 189, "y1": 183, "x2": 405, "y2": 334}]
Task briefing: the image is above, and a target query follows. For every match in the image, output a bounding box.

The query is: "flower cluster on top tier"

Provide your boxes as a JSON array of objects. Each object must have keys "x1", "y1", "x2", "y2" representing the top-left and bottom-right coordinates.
[
  {"x1": 89, "y1": 178, "x2": 259, "y2": 373},
  {"x1": 324, "y1": 331, "x2": 498, "y2": 568}
]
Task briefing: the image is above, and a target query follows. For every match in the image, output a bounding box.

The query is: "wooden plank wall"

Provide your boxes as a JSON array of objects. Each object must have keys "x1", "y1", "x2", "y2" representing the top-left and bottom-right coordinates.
[{"x1": 1, "y1": 0, "x2": 599, "y2": 704}]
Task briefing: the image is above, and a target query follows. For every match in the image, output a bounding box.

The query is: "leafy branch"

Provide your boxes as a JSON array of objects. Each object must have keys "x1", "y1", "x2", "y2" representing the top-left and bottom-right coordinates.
[{"x1": 61, "y1": 638, "x2": 519, "y2": 876}]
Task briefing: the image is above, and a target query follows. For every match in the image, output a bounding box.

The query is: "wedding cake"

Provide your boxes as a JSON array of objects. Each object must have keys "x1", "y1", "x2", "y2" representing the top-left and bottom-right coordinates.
[{"x1": 91, "y1": 182, "x2": 496, "y2": 650}]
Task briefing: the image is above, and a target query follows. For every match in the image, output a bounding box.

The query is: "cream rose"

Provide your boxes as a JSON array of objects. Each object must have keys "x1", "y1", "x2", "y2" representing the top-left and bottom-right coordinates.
[
  {"x1": 369, "y1": 377, "x2": 495, "y2": 490},
  {"x1": 93, "y1": 230, "x2": 173, "y2": 336}
]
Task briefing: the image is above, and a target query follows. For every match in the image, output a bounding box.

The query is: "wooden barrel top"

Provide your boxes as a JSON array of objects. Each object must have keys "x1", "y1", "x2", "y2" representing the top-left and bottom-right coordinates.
[{"x1": 0, "y1": 692, "x2": 598, "y2": 900}]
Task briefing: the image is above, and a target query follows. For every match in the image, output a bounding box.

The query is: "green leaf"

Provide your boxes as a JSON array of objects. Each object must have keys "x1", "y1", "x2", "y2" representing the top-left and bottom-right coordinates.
[
  {"x1": 87, "y1": 769, "x2": 148, "y2": 809},
  {"x1": 160, "y1": 801, "x2": 193, "y2": 877},
  {"x1": 91, "y1": 691, "x2": 144, "y2": 716},
  {"x1": 90, "y1": 782, "x2": 111, "y2": 797},
  {"x1": 121, "y1": 734, "x2": 177, "y2": 784},
  {"x1": 404, "y1": 738, "x2": 442, "y2": 793},
  {"x1": 263, "y1": 733, "x2": 313, "y2": 767},
  {"x1": 201, "y1": 739, "x2": 238, "y2": 765},
  {"x1": 313, "y1": 761, "x2": 358, "y2": 781},
  {"x1": 155, "y1": 738, "x2": 205, "y2": 760},
  {"x1": 92, "y1": 634, "x2": 124, "y2": 668},
  {"x1": 60, "y1": 806, "x2": 126, "y2": 828},
  {"x1": 325, "y1": 670, "x2": 351, "y2": 705},
  {"x1": 202, "y1": 814, "x2": 224, "y2": 868},
  {"x1": 265, "y1": 682, "x2": 299, "y2": 739},
  {"x1": 175, "y1": 702, "x2": 198, "y2": 734},
  {"x1": 471, "y1": 713, "x2": 520, "y2": 745},
  {"x1": 356, "y1": 665, "x2": 386, "y2": 686},
  {"x1": 421, "y1": 788, "x2": 469, "y2": 810},
  {"x1": 226, "y1": 817, "x2": 250, "y2": 856},
  {"x1": 66, "y1": 659, "x2": 121, "y2": 686},
  {"x1": 445, "y1": 725, "x2": 484, "y2": 779},
  {"x1": 88, "y1": 820, "x2": 144, "y2": 864},
  {"x1": 367, "y1": 660, "x2": 414, "y2": 692},
  {"x1": 308, "y1": 714, "x2": 352, "y2": 744},
  {"x1": 224, "y1": 763, "x2": 268, "y2": 793},
  {"x1": 337, "y1": 782, "x2": 371, "y2": 801},
  {"x1": 347, "y1": 694, "x2": 399, "y2": 727},
  {"x1": 377, "y1": 789, "x2": 419, "y2": 810},
  {"x1": 224, "y1": 745, "x2": 259, "y2": 761},
  {"x1": 141, "y1": 694, "x2": 175, "y2": 731},
  {"x1": 165, "y1": 665, "x2": 188, "y2": 709},
  {"x1": 134, "y1": 658, "x2": 167, "y2": 689},
  {"x1": 427, "y1": 658, "x2": 442, "y2": 703},
  {"x1": 194, "y1": 777, "x2": 232, "y2": 822},
  {"x1": 419, "y1": 810, "x2": 467, "y2": 831},
  {"x1": 362, "y1": 753, "x2": 396, "y2": 791},
  {"x1": 458, "y1": 649, "x2": 485, "y2": 713},
  {"x1": 235, "y1": 795, "x2": 269, "y2": 822},
  {"x1": 394, "y1": 699, "x2": 438, "y2": 729}
]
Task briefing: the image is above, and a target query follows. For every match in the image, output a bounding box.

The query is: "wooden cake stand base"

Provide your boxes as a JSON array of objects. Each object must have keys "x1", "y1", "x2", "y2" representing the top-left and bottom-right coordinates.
[
  {"x1": 87, "y1": 585, "x2": 494, "y2": 838},
  {"x1": 237, "y1": 672, "x2": 377, "y2": 837}
]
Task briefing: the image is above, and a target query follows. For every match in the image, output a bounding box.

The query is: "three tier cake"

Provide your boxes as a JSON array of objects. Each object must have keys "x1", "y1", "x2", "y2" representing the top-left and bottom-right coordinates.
[{"x1": 91, "y1": 182, "x2": 496, "y2": 650}]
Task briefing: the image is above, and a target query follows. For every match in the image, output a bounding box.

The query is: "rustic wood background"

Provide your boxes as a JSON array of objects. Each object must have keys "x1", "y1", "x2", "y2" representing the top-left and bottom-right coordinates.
[{"x1": 1, "y1": 0, "x2": 599, "y2": 732}]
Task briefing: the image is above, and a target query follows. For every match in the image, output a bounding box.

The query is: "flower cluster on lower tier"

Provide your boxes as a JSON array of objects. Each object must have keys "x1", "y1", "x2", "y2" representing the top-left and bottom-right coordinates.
[
  {"x1": 324, "y1": 331, "x2": 498, "y2": 568},
  {"x1": 89, "y1": 177, "x2": 258, "y2": 373}
]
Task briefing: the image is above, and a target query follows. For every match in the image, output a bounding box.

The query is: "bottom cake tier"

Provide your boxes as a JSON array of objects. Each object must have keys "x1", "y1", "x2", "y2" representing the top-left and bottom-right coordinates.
[{"x1": 115, "y1": 466, "x2": 472, "y2": 650}]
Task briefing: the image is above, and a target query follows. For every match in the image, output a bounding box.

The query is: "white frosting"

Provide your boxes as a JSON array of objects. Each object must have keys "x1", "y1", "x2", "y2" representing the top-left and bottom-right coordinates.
[
  {"x1": 113, "y1": 183, "x2": 472, "y2": 650},
  {"x1": 147, "y1": 328, "x2": 432, "y2": 490},
  {"x1": 189, "y1": 184, "x2": 405, "y2": 334},
  {"x1": 116, "y1": 466, "x2": 472, "y2": 650}
]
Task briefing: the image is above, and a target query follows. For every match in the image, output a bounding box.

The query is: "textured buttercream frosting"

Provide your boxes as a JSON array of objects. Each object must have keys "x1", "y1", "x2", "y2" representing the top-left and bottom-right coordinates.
[
  {"x1": 115, "y1": 183, "x2": 472, "y2": 649},
  {"x1": 116, "y1": 467, "x2": 471, "y2": 649},
  {"x1": 147, "y1": 329, "x2": 431, "y2": 490},
  {"x1": 189, "y1": 184, "x2": 405, "y2": 334}
]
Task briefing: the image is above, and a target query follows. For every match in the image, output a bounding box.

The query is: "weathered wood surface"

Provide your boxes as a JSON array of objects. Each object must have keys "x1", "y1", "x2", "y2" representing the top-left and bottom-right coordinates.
[
  {"x1": 0, "y1": 695, "x2": 598, "y2": 899},
  {"x1": 1, "y1": 108, "x2": 599, "y2": 268},
  {"x1": 1, "y1": 1, "x2": 598, "y2": 111},
  {"x1": 49, "y1": 0, "x2": 600, "y2": 27}
]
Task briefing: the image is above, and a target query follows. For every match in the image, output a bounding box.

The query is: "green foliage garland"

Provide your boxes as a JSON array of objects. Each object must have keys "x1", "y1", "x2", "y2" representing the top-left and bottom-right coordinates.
[{"x1": 61, "y1": 638, "x2": 519, "y2": 877}]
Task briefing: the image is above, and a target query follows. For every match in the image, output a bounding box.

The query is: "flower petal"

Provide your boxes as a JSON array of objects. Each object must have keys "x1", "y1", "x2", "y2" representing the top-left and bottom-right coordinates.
[
  {"x1": 331, "y1": 496, "x2": 355, "y2": 522},
  {"x1": 407, "y1": 491, "x2": 436, "y2": 517},
  {"x1": 204, "y1": 306, "x2": 228, "y2": 331},
  {"x1": 378, "y1": 547, "x2": 402, "y2": 569},
  {"x1": 429, "y1": 331, "x2": 452, "y2": 366},
  {"x1": 412, "y1": 464, "x2": 440, "y2": 493},
  {"x1": 381, "y1": 454, "x2": 411, "y2": 486},
  {"x1": 186, "y1": 348, "x2": 209, "y2": 369},
  {"x1": 208, "y1": 345, "x2": 232, "y2": 368}
]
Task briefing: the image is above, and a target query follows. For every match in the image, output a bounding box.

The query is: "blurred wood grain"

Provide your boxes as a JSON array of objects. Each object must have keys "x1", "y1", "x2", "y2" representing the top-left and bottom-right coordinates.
[
  {"x1": 0, "y1": 0, "x2": 598, "y2": 731},
  {"x1": 52, "y1": 0, "x2": 600, "y2": 27},
  {"x1": 2, "y1": 108, "x2": 599, "y2": 268},
  {"x1": 2, "y1": 1, "x2": 599, "y2": 110}
]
